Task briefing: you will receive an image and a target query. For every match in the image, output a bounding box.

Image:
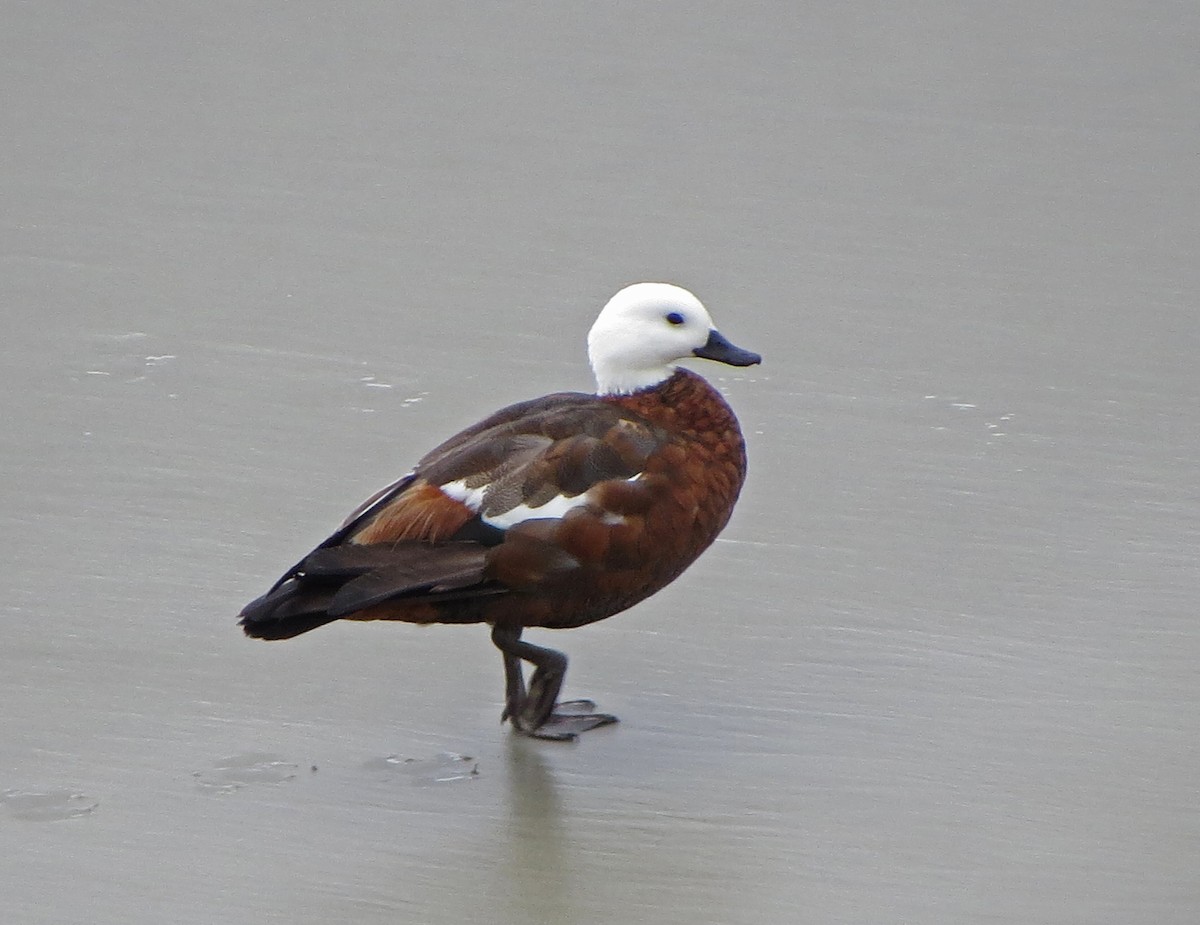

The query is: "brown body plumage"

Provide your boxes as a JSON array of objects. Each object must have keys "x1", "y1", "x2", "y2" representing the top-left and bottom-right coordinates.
[{"x1": 240, "y1": 283, "x2": 759, "y2": 740}]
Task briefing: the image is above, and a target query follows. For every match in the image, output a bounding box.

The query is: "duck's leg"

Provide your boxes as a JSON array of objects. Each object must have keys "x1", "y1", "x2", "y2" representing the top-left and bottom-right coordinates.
[
  {"x1": 498, "y1": 646, "x2": 526, "y2": 725},
  {"x1": 491, "y1": 624, "x2": 618, "y2": 741}
]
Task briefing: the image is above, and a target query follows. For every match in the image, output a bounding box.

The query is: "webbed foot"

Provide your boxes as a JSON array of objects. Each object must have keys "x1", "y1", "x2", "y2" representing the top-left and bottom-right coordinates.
[
  {"x1": 492, "y1": 626, "x2": 619, "y2": 742},
  {"x1": 516, "y1": 700, "x2": 619, "y2": 742}
]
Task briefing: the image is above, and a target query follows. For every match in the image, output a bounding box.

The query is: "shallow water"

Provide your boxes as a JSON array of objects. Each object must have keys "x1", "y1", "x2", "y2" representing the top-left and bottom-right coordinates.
[{"x1": 3, "y1": 4, "x2": 1198, "y2": 924}]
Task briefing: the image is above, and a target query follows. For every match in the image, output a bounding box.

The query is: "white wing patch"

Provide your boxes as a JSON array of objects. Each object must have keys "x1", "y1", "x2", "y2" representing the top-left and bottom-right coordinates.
[
  {"x1": 439, "y1": 476, "x2": 638, "y2": 529},
  {"x1": 488, "y1": 494, "x2": 592, "y2": 528},
  {"x1": 438, "y1": 479, "x2": 488, "y2": 512},
  {"x1": 439, "y1": 479, "x2": 592, "y2": 528}
]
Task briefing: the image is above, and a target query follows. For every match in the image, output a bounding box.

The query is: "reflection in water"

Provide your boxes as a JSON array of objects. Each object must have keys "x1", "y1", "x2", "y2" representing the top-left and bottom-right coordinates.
[{"x1": 499, "y1": 741, "x2": 571, "y2": 923}]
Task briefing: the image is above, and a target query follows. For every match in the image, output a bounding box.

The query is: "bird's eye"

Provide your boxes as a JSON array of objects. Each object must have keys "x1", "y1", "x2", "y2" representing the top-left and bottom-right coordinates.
[{"x1": 665, "y1": 311, "x2": 685, "y2": 326}]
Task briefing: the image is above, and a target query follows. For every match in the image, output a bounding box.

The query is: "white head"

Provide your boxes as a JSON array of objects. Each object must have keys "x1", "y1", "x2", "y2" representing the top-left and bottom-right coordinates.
[{"x1": 587, "y1": 282, "x2": 760, "y2": 395}]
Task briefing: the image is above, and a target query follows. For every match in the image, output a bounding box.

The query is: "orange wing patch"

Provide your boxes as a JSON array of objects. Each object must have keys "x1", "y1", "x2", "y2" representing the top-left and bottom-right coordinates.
[{"x1": 350, "y1": 479, "x2": 475, "y2": 545}]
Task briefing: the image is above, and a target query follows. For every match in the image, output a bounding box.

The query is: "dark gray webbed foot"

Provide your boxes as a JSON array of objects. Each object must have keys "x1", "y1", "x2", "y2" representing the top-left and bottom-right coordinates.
[
  {"x1": 519, "y1": 700, "x2": 619, "y2": 742},
  {"x1": 492, "y1": 625, "x2": 618, "y2": 742}
]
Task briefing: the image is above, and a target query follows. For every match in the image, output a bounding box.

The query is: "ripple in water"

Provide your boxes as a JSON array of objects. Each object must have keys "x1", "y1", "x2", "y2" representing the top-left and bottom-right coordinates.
[
  {"x1": 193, "y1": 753, "x2": 299, "y2": 793},
  {"x1": 361, "y1": 752, "x2": 480, "y2": 785},
  {"x1": 1, "y1": 788, "x2": 99, "y2": 822}
]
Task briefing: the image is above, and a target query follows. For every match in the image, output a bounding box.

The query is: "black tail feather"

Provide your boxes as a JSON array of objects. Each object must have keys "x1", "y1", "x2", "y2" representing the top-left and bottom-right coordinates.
[
  {"x1": 241, "y1": 610, "x2": 341, "y2": 640},
  {"x1": 238, "y1": 541, "x2": 496, "y2": 640},
  {"x1": 239, "y1": 578, "x2": 340, "y2": 640}
]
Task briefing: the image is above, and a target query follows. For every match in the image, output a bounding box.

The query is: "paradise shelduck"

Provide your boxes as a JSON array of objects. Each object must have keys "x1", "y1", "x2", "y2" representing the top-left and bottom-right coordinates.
[{"x1": 239, "y1": 282, "x2": 761, "y2": 740}]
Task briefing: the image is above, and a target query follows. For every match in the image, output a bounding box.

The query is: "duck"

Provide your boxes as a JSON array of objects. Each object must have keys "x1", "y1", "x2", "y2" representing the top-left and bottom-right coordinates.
[{"x1": 239, "y1": 282, "x2": 761, "y2": 740}]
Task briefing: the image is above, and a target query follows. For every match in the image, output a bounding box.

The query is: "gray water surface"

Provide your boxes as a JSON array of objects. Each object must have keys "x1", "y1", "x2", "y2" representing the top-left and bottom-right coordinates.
[{"x1": 3, "y1": 4, "x2": 1198, "y2": 924}]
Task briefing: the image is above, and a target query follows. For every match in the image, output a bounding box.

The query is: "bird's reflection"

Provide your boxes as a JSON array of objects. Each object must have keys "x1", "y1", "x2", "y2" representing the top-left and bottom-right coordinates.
[{"x1": 497, "y1": 737, "x2": 572, "y2": 922}]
